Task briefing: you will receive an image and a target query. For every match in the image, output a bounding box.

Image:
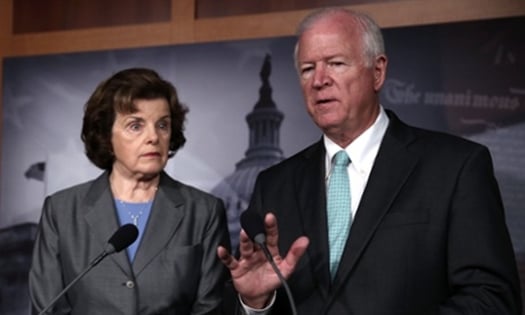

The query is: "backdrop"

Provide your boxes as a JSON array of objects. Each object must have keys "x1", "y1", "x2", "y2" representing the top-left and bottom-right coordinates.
[{"x1": 1, "y1": 16, "x2": 524, "y2": 314}]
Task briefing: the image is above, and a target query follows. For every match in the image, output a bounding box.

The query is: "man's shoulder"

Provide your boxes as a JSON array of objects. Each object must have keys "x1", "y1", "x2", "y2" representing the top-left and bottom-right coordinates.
[
  {"x1": 409, "y1": 124, "x2": 486, "y2": 154},
  {"x1": 259, "y1": 140, "x2": 323, "y2": 177},
  {"x1": 387, "y1": 109, "x2": 486, "y2": 153}
]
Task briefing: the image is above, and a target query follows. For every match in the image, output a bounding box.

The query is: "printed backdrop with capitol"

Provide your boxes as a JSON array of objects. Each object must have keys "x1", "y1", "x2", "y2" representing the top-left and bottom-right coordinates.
[{"x1": 1, "y1": 16, "x2": 524, "y2": 315}]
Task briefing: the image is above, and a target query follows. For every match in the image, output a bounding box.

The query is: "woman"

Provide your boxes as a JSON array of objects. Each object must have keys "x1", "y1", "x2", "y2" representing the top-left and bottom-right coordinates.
[{"x1": 29, "y1": 68, "x2": 230, "y2": 314}]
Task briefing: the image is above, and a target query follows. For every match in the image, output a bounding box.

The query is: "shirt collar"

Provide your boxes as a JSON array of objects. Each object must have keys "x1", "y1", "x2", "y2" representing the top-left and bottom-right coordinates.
[{"x1": 324, "y1": 106, "x2": 389, "y2": 175}]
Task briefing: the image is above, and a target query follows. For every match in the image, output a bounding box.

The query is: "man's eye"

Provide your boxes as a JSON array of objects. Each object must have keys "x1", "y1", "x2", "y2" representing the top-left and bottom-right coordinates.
[
  {"x1": 300, "y1": 67, "x2": 314, "y2": 78},
  {"x1": 329, "y1": 61, "x2": 344, "y2": 67},
  {"x1": 328, "y1": 61, "x2": 347, "y2": 73},
  {"x1": 301, "y1": 66, "x2": 313, "y2": 73}
]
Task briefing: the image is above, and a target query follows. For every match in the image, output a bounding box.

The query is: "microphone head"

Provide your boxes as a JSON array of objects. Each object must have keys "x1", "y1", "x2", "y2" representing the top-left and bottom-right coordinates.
[
  {"x1": 240, "y1": 210, "x2": 266, "y2": 244},
  {"x1": 107, "y1": 224, "x2": 139, "y2": 254}
]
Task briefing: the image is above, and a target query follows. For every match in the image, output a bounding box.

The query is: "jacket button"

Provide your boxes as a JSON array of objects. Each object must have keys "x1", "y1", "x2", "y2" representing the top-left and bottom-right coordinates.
[{"x1": 125, "y1": 280, "x2": 135, "y2": 288}]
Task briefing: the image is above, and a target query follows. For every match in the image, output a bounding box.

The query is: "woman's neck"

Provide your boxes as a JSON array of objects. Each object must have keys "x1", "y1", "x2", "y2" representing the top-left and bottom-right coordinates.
[{"x1": 109, "y1": 172, "x2": 159, "y2": 202}]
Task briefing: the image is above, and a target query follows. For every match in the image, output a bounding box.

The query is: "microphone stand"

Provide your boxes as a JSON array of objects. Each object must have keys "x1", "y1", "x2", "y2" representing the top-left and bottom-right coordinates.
[
  {"x1": 257, "y1": 241, "x2": 298, "y2": 315},
  {"x1": 36, "y1": 223, "x2": 138, "y2": 314},
  {"x1": 37, "y1": 250, "x2": 110, "y2": 315}
]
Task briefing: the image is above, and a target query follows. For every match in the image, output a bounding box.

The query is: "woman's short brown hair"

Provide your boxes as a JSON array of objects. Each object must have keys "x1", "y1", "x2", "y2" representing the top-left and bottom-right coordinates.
[{"x1": 81, "y1": 68, "x2": 188, "y2": 170}]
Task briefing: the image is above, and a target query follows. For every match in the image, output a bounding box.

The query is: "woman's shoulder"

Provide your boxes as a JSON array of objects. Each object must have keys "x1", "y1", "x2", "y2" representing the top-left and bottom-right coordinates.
[
  {"x1": 46, "y1": 172, "x2": 107, "y2": 204},
  {"x1": 160, "y1": 172, "x2": 220, "y2": 203},
  {"x1": 48, "y1": 179, "x2": 95, "y2": 200}
]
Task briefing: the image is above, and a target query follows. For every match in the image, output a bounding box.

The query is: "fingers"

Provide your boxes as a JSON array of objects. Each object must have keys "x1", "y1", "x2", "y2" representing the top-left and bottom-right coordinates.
[
  {"x1": 279, "y1": 236, "x2": 309, "y2": 278},
  {"x1": 264, "y1": 212, "x2": 279, "y2": 249},
  {"x1": 238, "y1": 229, "x2": 257, "y2": 258},
  {"x1": 263, "y1": 212, "x2": 309, "y2": 276},
  {"x1": 285, "y1": 236, "x2": 309, "y2": 267},
  {"x1": 217, "y1": 246, "x2": 238, "y2": 270}
]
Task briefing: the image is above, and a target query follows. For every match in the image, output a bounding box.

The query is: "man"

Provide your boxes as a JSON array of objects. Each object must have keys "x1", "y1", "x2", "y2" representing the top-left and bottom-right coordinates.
[{"x1": 218, "y1": 7, "x2": 522, "y2": 315}]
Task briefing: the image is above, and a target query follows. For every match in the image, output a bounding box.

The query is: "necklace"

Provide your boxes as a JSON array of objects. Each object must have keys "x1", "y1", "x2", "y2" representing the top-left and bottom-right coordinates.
[
  {"x1": 117, "y1": 199, "x2": 152, "y2": 226},
  {"x1": 129, "y1": 208, "x2": 142, "y2": 226}
]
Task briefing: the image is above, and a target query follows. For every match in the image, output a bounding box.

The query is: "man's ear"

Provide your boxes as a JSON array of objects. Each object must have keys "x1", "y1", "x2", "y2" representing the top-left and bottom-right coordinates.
[{"x1": 373, "y1": 55, "x2": 388, "y2": 91}]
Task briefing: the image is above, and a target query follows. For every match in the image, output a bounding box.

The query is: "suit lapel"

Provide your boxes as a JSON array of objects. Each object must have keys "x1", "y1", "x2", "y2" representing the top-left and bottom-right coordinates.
[
  {"x1": 84, "y1": 172, "x2": 133, "y2": 276},
  {"x1": 132, "y1": 173, "x2": 185, "y2": 275},
  {"x1": 331, "y1": 112, "x2": 419, "y2": 294},
  {"x1": 295, "y1": 140, "x2": 332, "y2": 295}
]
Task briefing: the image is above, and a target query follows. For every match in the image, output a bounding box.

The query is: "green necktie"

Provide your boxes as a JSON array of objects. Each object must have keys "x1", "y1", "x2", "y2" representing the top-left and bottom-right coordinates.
[{"x1": 327, "y1": 150, "x2": 351, "y2": 278}]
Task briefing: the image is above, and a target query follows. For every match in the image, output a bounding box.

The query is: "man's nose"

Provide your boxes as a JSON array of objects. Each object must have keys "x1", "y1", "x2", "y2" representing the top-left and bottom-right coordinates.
[{"x1": 312, "y1": 66, "x2": 332, "y2": 88}]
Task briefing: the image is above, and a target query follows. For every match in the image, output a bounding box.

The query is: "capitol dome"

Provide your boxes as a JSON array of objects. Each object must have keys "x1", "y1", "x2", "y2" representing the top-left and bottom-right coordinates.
[{"x1": 212, "y1": 54, "x2": 285, "y2": 249}]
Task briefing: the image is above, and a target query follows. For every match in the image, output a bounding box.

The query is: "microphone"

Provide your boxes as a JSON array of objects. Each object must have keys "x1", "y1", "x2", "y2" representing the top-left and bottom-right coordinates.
[
  {"x1": 240, "y1": 211, "x2": 298, "y2": 315},
  {"x1": 107, "y1": 223, "x2": 139, "y2": 253},
  {"x1": 37, "y1": 224, "x2": 139, "y2": 315}
]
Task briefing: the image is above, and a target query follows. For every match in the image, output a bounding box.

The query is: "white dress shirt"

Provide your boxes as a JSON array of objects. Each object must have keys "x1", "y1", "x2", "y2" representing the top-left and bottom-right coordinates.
[{"x1": 324, "y1": 106, "x2": 389, "y2": 219}]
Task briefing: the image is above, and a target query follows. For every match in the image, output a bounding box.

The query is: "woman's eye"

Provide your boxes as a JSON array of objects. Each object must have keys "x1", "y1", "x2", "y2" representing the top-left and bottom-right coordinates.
[
  {"x1": 129, "y1": 123, "x2": 142, "y2": 131},
  {"x1": 158, "y1": 121, "x2": 170, "y2": 130}
]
